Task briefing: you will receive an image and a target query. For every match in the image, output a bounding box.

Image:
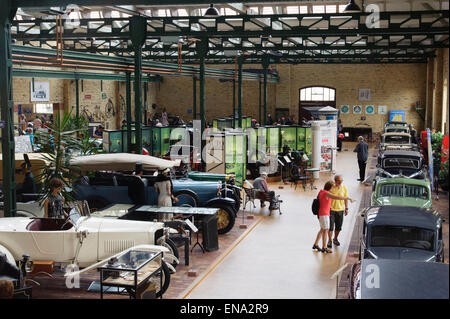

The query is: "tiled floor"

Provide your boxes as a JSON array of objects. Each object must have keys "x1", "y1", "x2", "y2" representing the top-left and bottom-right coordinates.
[{"x1": 184, "y1": 142, "x2": 368, "y2": 299}]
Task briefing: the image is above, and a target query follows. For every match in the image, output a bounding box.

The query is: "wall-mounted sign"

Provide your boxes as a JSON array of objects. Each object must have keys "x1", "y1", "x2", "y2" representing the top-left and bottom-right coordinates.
[
  {"x1": 340, "y1": 105, "x2": 350, "y2": 114},
  {"x1": 353, "y1": 105, "x2": 362, "y2": 114},
  {"x1": 378, "y1": 105, "x2": 388, "y2": 115},
  {"x1": 365, "y1": 105, "x2": 375, "y2": 114},
  {"x1": 30, "y1": 81, "x2": 50, "y2": 102},
  {"x1": 85, "y1": 94, "x2": 92, "y2": 100},
  {"x1": 389, "y1": 110, "x2": 406, "y2": 122},
  {"x1": 359, "y1": 88, "x2": 371, "y2": 101},
  {"x1": 102, "y1": 93, "x2": 107, "y2": 99}
]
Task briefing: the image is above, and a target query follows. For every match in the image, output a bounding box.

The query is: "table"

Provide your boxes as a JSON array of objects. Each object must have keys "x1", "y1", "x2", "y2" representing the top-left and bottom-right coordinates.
[
  {"x1": 98, "y1": 250, "x2": 163, "y2": 299},
  {"x1": 304, "y1": 168, "x2": 320, "y2": 190}
]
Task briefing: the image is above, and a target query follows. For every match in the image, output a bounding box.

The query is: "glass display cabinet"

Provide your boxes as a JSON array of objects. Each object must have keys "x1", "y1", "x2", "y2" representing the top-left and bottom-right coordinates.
[
  {"x1": 98, "y1": 249, "x2": 163, "y2": 299},
  {"x1": 225, "y1": 131, "x2": 247, "y2": 186},
  {"x1": 103, "y1": 130, "x2": 124, "y2": 153},
  {"x1": 266, "y1": 126, "x2": 280, "y2": 155},
  {"x1": 280, "y1": 126, "x2": 297, "y2": 151}
]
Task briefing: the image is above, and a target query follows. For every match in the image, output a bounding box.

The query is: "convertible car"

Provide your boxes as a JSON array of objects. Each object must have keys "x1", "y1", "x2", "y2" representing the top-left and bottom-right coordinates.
[
  {"x1": 71, "y1": 153, "x2": 239, "y2": 234},
  {"x1": 359, "y1": 206, "x2": 444, "y2": 262},
  {"x1": 376, "y1": 150, "x2": 426, "y2": 179},
  {"x1": 371, "y1": 177, "x2": 432, "y2": 209},
  {"x1": 349, "y1": 259, "x2": 449, "y2": 299},
  {"x1": 0, "y1": 203, "x2": 178, "y2": 297}
]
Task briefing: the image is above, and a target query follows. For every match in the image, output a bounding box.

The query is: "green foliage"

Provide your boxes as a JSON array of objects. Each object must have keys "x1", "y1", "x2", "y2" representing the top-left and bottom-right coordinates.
[
  {"x1": 34, "y1": 110, "x2": 96, "y2": 203},
  {"x1": 438, "y1": 160, "x2": 449, "y2": 190}
]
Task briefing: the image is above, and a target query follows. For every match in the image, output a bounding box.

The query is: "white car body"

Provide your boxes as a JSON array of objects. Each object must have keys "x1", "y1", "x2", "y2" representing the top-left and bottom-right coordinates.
[{"x1": 0, "y1": 215, "x2": 175, "y2": 268}]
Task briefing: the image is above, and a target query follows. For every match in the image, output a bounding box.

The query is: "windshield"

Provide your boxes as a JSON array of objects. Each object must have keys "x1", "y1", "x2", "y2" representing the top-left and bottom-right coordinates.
[
  {"x1": 370, "y1": 226, "x2": 434, "y2": 251},
  {"x1": 384, "y1": 135, "x2": 410, "y2": 144},
  {"x1": 383, "y1": 158, "x2": 419, "y2": 169},
  {"x1": 386, "y1": 128, "x2": 408, "y2": 133},
  {"x1": 379, "y1": 184, "x2": 429, "y2": 199}
]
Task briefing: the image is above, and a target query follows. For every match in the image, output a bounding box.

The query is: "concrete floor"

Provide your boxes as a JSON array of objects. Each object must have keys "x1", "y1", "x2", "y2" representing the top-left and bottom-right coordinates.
[{"x1": 184, "y1": 143, "x2": 366, "y2": 299}]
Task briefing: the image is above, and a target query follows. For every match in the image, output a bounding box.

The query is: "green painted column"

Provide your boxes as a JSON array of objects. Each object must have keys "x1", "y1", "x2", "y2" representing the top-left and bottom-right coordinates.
[
  {"x1": 238, "y1": 55, "x2": 243, "y2": 128},
  {"x1": 0, "y1": 2, "x2": 17, "y2": 217},
  {"x1": 262, "y1": 57, "x2": 269, "y2": 126},
  {"x1": 130, "y1": 16, "x2": 146, "y2": 154},
  {"x1": 126, "y1": 71, "x2": 132, "y2": 152},
  {"x1": 193, "y1": 76, "x2": 197, "y2": 120},
  {"x1": 232, "y1": 79, "x2": 236, "y2": 128},
  {"x1": 196, "y1": 39, "x2": 208, "y2": 145},
  {"x1": 143, "y1": 82, "x2": 148, "y2": 126},
  {"x1": 75, "y1": 79, "x2": 80, "y2": 118},
  {"x1": 258, "y1": 77, "x2": 262, "y2": 125}
]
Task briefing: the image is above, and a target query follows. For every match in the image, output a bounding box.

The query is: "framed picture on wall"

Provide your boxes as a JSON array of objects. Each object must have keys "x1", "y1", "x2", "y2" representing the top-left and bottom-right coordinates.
[
  {"x1": 30, "y1": 81, "x2": 50, "y2": 102},
  {"x1": 359, "y1": 88, "x2": 371, "y2": 101},
  {"x1": 353, "y1": 105, "x2": 362, "y2": 114},
  {"x1": 365, "y1": 105, "x2": 375, "y2": 114},
  {"x1": 378, "y1": 105, "x2": 388, "y2": 114},
  {"x1": 340, "y1": 105, "x2": 350, "y2": 114}
]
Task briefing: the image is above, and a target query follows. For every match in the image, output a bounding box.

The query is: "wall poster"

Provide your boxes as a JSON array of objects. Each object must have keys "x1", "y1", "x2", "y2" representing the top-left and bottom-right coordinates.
[{"x1": 30, "y1": 81, "x2": 50, "y2": 102}]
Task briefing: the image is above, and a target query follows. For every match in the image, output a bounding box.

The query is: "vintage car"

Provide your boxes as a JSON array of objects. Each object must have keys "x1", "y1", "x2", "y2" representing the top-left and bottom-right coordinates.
[
  {"x1": 376, "y1": 150, "x2": 426, "y2": 179},
  {"x1": 0, "y1": 203, "x2": 178, "y2": 297},
  {"x1": 384, "y1": 126, "x2": 410, "y2": 134},
  {"x1": 380, "y1": 132, "x2": 418, "y2": 151},
  {"x1": 70, "y1": 153, "x2": 238, "y2": 234},
  {"x1": 359, "y1": 206, "x2": 444, "y2": 262},
  {"x1": 371, "y1": 177, "x2": 432, "y2": 209},
  {"x1": 349, "y1": 259, "x2": 449, "y2": 299},
  {"x1": 384, "y1": 121, "x2": 408, "y2": 129}
]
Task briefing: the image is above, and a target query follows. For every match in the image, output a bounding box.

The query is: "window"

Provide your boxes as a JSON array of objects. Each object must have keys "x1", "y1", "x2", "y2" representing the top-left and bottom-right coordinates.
[
  {"x1": 34, "y1": 103, "x2": 53, "y2": 114},
  {"x1": 312, "y1": 5, "x2": 325, "y2": 14},
  {"x1": 370, "y1": 226, "x2": 434, "y2": 251},
  {"x1": 383, "y1": 158, "x2": 419, "y2": 169},
  {"x1": 299, "y1": 87, "x2": 335, "y2": 102}
]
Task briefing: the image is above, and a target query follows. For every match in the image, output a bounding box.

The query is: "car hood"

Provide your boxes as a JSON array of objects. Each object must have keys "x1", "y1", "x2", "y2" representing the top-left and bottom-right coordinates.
[
  {"x1": 173, "y1": 178, "x2": 220, "y2": 188},
  {"x1": 369, "y1": 247, "x2": 436, "y2": 262},
  {"x1": 374, "y1": 196, "x2": 431, "y2": 209}
]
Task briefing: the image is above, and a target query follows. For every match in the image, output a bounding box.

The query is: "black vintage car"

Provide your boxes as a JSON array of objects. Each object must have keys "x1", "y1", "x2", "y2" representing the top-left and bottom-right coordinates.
[
  {"x1": 359, "y1": 206, "x2": 444, "y2": 262},
  {"x1": 376, "y1": 150, "x2": 427, "y2": 179},
  {"x1": 349, "y1": 259, "x2": 449, "y2": 299}
]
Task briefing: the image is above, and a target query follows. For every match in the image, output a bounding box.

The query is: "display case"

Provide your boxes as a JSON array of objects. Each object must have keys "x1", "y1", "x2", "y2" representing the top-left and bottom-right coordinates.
[
  {"x1": 142, "y1": 127, "x2": 152, "y2": 152},
  {"x1": 280, "y1": 126, "x2": 297, "y2": 151},
  {"x1": 225, "y1": 131, "x2": 247, "y2": 186},
  {"x1": 103, "y1": 130, "x2": 124, "y2": 153},
  {"x1": 248, "y1": 127, "x2": 267, "y2": 162},
  {"x1": 266, "y1": 126, "x2": 280, "y2": 155},
  {"x1": 152, "y1": 127, "x2": 172, "y2": 157},
  {"x1": 297, "y1": 127, "x2": 306, "y2": 152},
  {"x1": 98, "y1": 249, "x2": 163, "y2": 299}
]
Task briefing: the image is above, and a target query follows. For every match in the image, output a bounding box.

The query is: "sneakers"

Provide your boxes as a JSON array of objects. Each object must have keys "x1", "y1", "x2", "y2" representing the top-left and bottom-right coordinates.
[{"x1": 333, "y1": 238, "x2": 341, "y2": 246}]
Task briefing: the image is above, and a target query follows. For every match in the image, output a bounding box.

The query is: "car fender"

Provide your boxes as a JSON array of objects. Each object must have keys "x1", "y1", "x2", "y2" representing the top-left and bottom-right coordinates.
[
  {"x1": 173, "y1": 189, "x2": 200, "y2": 203},
  {"x1": 0, "y1": 243, "x2": 15, "y2": 264},
  {"x1": 205, "y1": 197, "x2": 236, "y2": 210},
  {"x1": 165, "y1": 261, "x2": 177, "y2": 274}
]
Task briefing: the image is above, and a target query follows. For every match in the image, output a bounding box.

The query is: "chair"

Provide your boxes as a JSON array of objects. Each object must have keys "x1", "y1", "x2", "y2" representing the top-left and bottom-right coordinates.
[
  {"x1": 243, "y1": 187, "x2": 257, "y2": 211},
  {"x1": 254, "y1": 190, "x2": 282, "y2": 215}
]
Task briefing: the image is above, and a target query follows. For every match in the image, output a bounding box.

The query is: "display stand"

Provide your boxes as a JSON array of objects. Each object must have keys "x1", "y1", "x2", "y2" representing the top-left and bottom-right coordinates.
[{"x1": 190, "y1": 216, "x2": 205, "y2": 253}]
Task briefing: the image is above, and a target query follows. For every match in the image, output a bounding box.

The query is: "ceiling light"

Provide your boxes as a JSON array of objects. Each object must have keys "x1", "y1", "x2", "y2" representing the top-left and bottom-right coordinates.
[
  {"x1": 204, "y1": 4, "x2": 220, "y2": 17},
  {"x1": 343, "y1": 0, "x2": 361, "y2": 13}
]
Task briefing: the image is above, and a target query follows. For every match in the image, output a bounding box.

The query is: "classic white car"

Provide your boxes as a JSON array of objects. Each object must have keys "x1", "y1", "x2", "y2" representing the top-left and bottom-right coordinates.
[{"x1": 0, "y1": 204, "x2": 178, "y2": 297}]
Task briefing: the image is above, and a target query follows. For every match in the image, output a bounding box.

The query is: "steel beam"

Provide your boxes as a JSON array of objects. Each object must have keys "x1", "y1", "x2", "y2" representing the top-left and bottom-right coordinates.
[
  {"x1": 237, "y1": 55, "x2": 243, "y2": 129},
  {"x1": 125, "y1": 71, "x2": 132, "y2": 152},
  {"x1": 196, "y1": 38, "x2": 207, "y2": 150},
  {"x1": 0, "y1": 1, "x2": 17, "y2": 217},
  {"x1": 262, "y1": 56, "x2": 269, "y2": 126},
  {"x1": 192, "y1": 75, "x2": 196, "y2": 120},
  {"x1": 75, "y1": 79, "x2": 79, "y2": 118}
]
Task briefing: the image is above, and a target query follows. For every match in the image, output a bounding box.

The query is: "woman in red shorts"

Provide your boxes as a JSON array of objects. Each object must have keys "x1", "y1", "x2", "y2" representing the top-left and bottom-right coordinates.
[{"x1": 313, "y1": 181, "x2": 356, "y2": 253}]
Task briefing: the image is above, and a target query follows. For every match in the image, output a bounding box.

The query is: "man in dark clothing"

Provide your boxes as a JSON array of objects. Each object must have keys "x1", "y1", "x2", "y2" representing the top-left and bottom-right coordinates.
[{"x1": 353, "y1": 136, "x2": 369, "y2": 182}]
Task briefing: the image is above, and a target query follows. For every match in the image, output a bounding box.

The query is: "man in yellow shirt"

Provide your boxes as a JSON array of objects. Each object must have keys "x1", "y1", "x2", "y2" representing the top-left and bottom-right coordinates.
[{"x1": 327, "y1": 175, "x2": 348, "y2": 248}]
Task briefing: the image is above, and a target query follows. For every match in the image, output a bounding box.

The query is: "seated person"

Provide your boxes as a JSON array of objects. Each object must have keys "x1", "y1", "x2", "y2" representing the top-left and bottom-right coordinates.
[
  {"x1": 93, "y1": 125, "x2": 104, "y2": 138},
  {"x1": 17, "y1": 162, "x2": 36, "y2": 195},
  {"x1": 252, "y1": 172, "x2": 276, "y2": 209}
]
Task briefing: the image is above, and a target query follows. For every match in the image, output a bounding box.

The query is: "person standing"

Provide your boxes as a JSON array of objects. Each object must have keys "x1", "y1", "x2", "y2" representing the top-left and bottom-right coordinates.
[
  {"x1": 161, "y1": 108, "x2": 169, "y2": 126},
  {"x1": 327, "y1": 175, "x2": 348, "y2": 248},
  {"x1": 44, "y1": 177, "x2": 65, "y2": 219},
  {"x1": 353, "y1": 136, "x2": 369, "y2": 182},
  {"x1": 154, "y1": 168, "x2": 178, "y2": 220},
  {"x1": 313, "y1": 181, "x2": 355, "y2": 253}
]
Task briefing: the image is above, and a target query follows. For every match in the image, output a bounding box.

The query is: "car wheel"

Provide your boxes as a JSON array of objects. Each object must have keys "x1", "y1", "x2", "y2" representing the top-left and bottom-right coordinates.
[
  {"x1": 159, "y1": 237, "x2": 179, "y2": 268},
  {"x1": 86, "y1": 197, "x2": 110, "y2": 213},
  {"x1": 173, "y1": 190, "x2": 198, "y2": 207},
  {"x1": 155, "y1": 261, "x2": 171, "y2": 298},
  {"x1": 214, "y1": 204, "x2": 236, "y2": 235}
]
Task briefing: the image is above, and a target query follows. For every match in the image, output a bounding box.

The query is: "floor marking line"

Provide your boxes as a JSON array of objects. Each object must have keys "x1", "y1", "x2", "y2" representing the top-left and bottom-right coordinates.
[{"x1": 180, "y1": 214, "x2": 265, "y2": 299}]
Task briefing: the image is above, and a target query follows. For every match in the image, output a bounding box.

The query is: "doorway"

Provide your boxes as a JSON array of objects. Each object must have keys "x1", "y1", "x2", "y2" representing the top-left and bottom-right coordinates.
[{"x1": 299, "y1": 86, "x2": 336, "y2": 121}]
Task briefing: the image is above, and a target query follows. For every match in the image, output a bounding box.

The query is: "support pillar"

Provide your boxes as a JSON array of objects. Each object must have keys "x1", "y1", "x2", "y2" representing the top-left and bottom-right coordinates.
[
  {"x1": 75, "y1": 79, "x2": 80, "y2": 118},
  {"x1": 0, "y1": 1, "x2": 17, "y2": 217},
  {"x1": 237, "y1": 56, "x2": 243, "y2": 129},
  {"x1": 258, "y1": 77, "x2": 262, "y2": 125},
  {"x1": 262, "y1": 57, "x2": 269, "y2": 126},
  {"x1": 130, "y1": 15, "x2": 146, "y2": 154},
  {"x1": 196, "y1": 39, "x2": 208, "y2": 149},
  {"x1": 232, "y1": 79, "x2": 236, "y2": 128},
  {"x1": 193, "y1": 76, "x2": 197, "y2": 120},
  {"x1": 144, "y1": 82, "x2": 148, "y2": 126},
  {"x1": 126, "y1": 72, "x2": 132, "y2": 152}
]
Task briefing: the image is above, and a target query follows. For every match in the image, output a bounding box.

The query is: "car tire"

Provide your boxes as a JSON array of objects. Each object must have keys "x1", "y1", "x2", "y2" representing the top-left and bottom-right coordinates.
[
  {"x1": 173, "y1": 190, "x2": 198, "y2": 207},
  {"x1": 161, "y1": 237, "x2": 179, "y2": 268},
  {"x1": 213, "y1": 204, "x2": 236, "y2": 235},
  {"x1": 156, "y1": 261, "x2": 171, "y2": 298}
]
